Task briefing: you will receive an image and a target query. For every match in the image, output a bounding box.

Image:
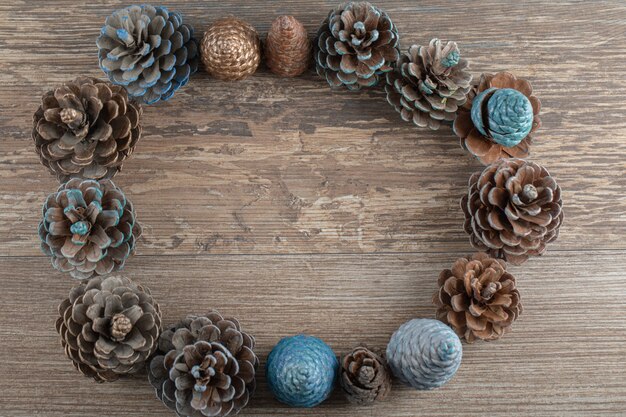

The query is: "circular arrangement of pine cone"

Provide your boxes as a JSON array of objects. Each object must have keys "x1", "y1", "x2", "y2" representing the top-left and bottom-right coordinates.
[
  {"x1": 461, "y1": 158, "x2": 563, "y2": 265},
  {"x1": 385, "y1": 39, "x2": 472, "y2": 130},
  {"x1": 314, "y1": 1, "x2": 400, "y2": 90},
  {"x1": 339, "y1": 346, "x2": 391, "y2": 405},
  {"x1": 454, "y1": 72, "x2": 541, "y2": 165},
  {"x1": 97, "y1": 4, "x2": 199, "y2": 104},
  {"x1": 265, "y1": 15, "x2": 311, "y2": 77},
  {"x1": 200, "y1": 17, "x2": 261, "y2": 81},
  {"x1": 55, "y1": 275, "x2": 161, "y2": 382},
  {"x1": 433, "y1": 252, "x2": 522, "y2": 343},
  {"x1": 38, "y1": 178, "x2": 141, "y2": 279},
  {"x1": 32, "y1": 76, "x2": 142, "y2": 182},
  {"x1": 148, "y1": 311, "x2": 258, "y2": 417}
]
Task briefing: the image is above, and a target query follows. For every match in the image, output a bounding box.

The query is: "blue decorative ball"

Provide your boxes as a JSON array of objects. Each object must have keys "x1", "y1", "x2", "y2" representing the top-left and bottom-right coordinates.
[
  {"x1": 471, "y1": 87, "x2": 534, "y2": 147},
  {"x1": 97, "y1": 4, "x2": 199, "y2": 104},
  {"x1": 386, "y1": 319, "x2": 462, "y2": 390},
  {"x1": 266, "y1": 334, "x2": 338, "y2": 407}
]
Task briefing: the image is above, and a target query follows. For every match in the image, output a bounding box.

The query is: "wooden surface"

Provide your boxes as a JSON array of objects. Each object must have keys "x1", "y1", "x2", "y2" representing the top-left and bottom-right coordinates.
[{"x1": 0, "y1": 1, "x2": 625, "y2": 416}]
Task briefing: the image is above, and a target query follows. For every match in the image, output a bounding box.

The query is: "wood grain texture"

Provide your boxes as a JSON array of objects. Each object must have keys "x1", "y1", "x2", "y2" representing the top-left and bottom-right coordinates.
[{"x1": 0, "y1": 0, "x2": 625, "y2": 416}]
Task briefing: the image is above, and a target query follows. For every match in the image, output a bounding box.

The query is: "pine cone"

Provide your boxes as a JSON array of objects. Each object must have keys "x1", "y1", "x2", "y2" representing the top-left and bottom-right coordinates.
[
  {"x1": 200, "y1": 17, "x2": 261, "y2": 81},
  {"x1": 339, "y1": 346, "x2": 391, "y2": 405},
  {"x1": 38, "y1": 178, "x2": 141, "y2": 279},
  {"x1": 454, "y1": 72, "x2": 541, "y2": 164},
  {"x1": 265, "y1": 15, "x2": 311, "y2": 77},
  {"x1": 148, "y1": 311, "x2": 258, "y2": 417},
  {"x1": 314, "y1": 1, "x2": 400, "y2": 90},
  {"x1": 385, "y1": 40, "x2": 472, "y2": 130},
  {"x1": 433, "y1": 252, "x2": 522, "y2": 343},
  {"x1": 32, "y1": 77, "x2": 142, "y2": 182},
  {"x1": 97, "y1": 4, "x2": 200, "y2": 104},
  {"x1": 55, "y1": 275, "x2": 161, "y2": 382},
  {"x1": 461, "y1": 158, "x2": 563, "y2": 265}
]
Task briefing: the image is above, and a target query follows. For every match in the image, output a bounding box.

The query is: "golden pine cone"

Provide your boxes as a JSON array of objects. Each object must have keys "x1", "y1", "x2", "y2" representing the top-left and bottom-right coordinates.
[
  {"x1": 200, "y1": 17, "x2": 261, "y2": 81},
  {"x1": 265, "y1": 15, "x2": 311, "y2": 77}
]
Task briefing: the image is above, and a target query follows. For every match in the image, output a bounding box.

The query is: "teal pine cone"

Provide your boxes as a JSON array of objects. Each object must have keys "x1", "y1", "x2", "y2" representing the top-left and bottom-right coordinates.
[{"x1": 38, "y1": 178, "x2": 141, "y2": 279}]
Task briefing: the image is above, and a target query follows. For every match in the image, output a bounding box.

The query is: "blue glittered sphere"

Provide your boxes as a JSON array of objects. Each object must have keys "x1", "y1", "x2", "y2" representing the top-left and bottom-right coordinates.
[
  {"x1": 266, "y1": 334, "x2": 338, "y2": 407},
  {"x1": 386, "y1": 319, "x2": 462, "y2": 390},
  {"x1": 471, "y1": 87, "x2": 534, "y2": 147}
]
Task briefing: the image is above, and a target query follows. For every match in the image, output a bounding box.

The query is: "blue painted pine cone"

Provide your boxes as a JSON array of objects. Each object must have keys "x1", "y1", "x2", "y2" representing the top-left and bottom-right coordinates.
[
  {"x1": 386, "y1": 319, "x2": 462, "y2": 390},
  {"x1": 97, "y1": 4, "x2": 199, "y2": 104},
  {"x1": 38, "y1": 178, "x2": 141, "y2": 279},
  {"x1": 266, "y1": 334, "x2": 338, "y2": 407}
]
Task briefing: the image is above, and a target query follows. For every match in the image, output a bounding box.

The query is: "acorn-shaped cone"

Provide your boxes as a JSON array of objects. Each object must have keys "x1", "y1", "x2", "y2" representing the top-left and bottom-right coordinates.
[
  {"x1": 386, "y1": 319, "x2": 462, "y2": 390},
  {"x1": 265, "y1": 15, "x2": 311, "y2": 77}
]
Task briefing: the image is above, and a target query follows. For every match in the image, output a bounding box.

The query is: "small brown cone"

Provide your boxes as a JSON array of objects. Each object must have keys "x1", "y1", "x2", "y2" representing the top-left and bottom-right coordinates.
[
  {"x1": 339, "y1": 346, "x2": 391, "y2": 405},
  {"x1": 265, "y1": 15, "x2": 311, "y2": 77},
  {"x1": 200, "y1": 17, "x2": 261, "y2": 81}
]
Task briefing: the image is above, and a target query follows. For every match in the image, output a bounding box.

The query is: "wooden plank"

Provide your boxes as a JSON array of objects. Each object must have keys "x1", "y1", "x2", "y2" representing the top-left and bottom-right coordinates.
[{"x1": 0, "y1": 252, "x2": 624, "y2": 416}]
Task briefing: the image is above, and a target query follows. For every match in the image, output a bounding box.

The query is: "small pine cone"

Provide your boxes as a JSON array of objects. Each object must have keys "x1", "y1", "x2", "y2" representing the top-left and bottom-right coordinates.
[
  {"x1": 38, "y1": 178, "x2": 141, "y2": 279},
  {"x1": 265, "y1": 15, "x2": 311, "y2": 77},
  {"x1": 32, "y1": 77, "x2": 142, "y2": 182},
  {"x1": 461, "y1": 159, "x2": 563, "y2": 265},
  {"x1": 433, "y1": 253, "x2": 523, "y2": 343},
  {"x1": 454, "y1": 72, "x2": 542, "y2": 165},
  {"x1": 385, "y1": 40, "x2": 472, "y2": 130},
  {"x1": 55, "y1": 275, "x2": 162, "y2": 382},
  {"x1": 314, "y1": 2, "x2": 400, "y2": 90},
  {"x1": 148, "y1": 311, "x2": 258, "y2": 417},
  {"x1": 97, "y1": 4, "x2": 200, "y2": 104},
  {"x1": 200, "y1": 17, "x2": 261, "y2": 81},
  {"x1": 339, "y1": 346, "x2": 391, "y2": 405}
]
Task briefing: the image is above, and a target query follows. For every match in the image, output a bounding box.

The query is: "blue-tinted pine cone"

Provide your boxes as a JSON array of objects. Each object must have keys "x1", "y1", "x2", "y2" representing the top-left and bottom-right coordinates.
[{"x1": 97, "y1": 4, "x2": 199, "y2": 104}]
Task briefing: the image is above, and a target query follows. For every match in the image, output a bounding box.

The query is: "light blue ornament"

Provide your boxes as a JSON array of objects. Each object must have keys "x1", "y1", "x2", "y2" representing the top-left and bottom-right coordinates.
[
  {"x1": 266, "y1": 334, "x2": 338, "y2": 407},
  {"x1": 386, "y1": 319, "x2": 462, "y2": 390},
  {"x1": 471, "y1": 87, "x2": 534, "y2": 147}
]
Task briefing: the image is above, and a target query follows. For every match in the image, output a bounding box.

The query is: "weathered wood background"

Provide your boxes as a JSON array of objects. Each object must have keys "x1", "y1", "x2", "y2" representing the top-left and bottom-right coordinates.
[{"x1": 0, "y1": 0, "x2": 625, "y2": 416}]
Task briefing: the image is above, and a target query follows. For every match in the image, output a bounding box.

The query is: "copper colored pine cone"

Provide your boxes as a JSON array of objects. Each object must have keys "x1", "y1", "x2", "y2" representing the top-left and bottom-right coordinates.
[
  {"x1": 433, "y1": 252, "x2": 522, "y2": 343},
  {"x1": 265, "y1": 15, "x2": 311, "y2": 77},
  {"x1": 200, "y1": 17, "x2": 261, "y2": 81},
  {"x1": 453, "y1": 72, "x2": 541, "y2": 165}
]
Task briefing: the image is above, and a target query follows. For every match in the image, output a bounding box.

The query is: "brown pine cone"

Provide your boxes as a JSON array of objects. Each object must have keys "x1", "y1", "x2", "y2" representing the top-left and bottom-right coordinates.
[
  {"x1": 265, "y1": 15, "x2": 311, "y2": 77},
  {"x1": 200, "y1": 17, "x2": 261, "y2": 81},
  {"x1": 385, "y1": 39, "x2": 472, "y2": 130},
  {"x1": 32, "y1": 76, "x2": 142, "y2": 182},
  {"x1": 454, "y1": 72, "x2": 541, "y2": 165},
  {"x1": 339, "y1": 346, "x2": 391, "y2": 405},
  {"x1": 461, "y1": 158, "x2": 563, "y2": 265},
  {"x1": 148, "y1": 311, "x2": 258, "y2": 417},
  {"x1": 55, "y1": 275, "x2": 162, "y2": 382},
  {"x1": 433, "y1": 252, "x2": 522, "y2": 343}
]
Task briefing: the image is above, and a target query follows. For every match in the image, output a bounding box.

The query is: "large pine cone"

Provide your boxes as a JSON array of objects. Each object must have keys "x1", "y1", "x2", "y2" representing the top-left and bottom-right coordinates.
[
  {"x1": 461, "y1": 158, "x2": 563, "y2": 265},
  {"x1": 454, "y1": 72, "x2": 541, "y2": 165},
  {"x1": 97, "y1": 4, "x2": 199, "y2": 104},
  {"x1": 314, "y1": 1, "x2": 400, "y2": 90},
  {"x1": 32, "y1": 76, "x2": 142, "y2": 182},
  {"x1": 38, "y1": 178, "x2": 141, "y2": 279},
  {"x1": 339, "y1": 346, "x2": 391, "y2": 405},
  {"x1": 433, "y1": 252, "x2": 522, "y2": 343},
  {"x1": 148, "y1": 311, "x2": 258, "y2": 417},
  {"x1": 385, "y1": 39, "x2": 472, "y2": 130},
  {"x1": 55, "y1": 275, "x2": 161, "y2": 382}
]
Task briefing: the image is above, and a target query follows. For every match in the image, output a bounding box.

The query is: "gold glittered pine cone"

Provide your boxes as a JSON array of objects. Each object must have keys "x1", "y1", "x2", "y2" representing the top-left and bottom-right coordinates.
[
  {"x1": 148, "y1": 311, "x2": 259, "y2": 417},
  {"x1": 461, "y1": 158, "x2": 563, "y2": 265},
  {"x1": 339, "y1": 346, "x2": 391, "y2": 405},
  {"x1": 433, "y1": 252, "x2": 522, "y2": 343},
  {"x1": 55, "y1": 275, "x2": 162, "y2": 382},
  {"x1": 385, "y1": 39, "x2": 472, "y2": 130},
  {"x1": 454, "y1": 72, "x2": 542, "y2": 165},
  {"x1": 200, "y1": 17, "x2": 261, "y2": 81},
  {"x1": 265, "y1": 15, "x2": 311, "y2": 77},
  {"x1": 32, "y1": 76, "x2": 142, "y2": 182}
]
